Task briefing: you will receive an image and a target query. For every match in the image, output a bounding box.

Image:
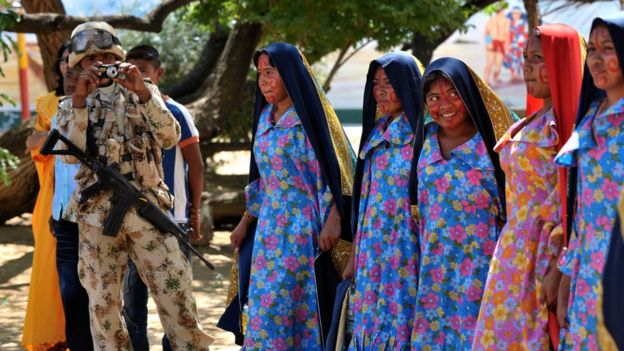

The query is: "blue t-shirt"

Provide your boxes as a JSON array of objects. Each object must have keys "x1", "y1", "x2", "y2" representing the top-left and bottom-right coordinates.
[
  {"x1": 162, "y1": 98, "x2": 199, "y2": 223},
  {"x1": 51, "y1": 115, "x2": 81, "y2": 221}
]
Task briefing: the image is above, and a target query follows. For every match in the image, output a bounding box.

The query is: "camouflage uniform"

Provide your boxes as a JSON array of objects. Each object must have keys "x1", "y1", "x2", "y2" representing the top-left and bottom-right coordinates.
[{"x1": 58, "y1": 80, "x2": 213, "y2": 350}]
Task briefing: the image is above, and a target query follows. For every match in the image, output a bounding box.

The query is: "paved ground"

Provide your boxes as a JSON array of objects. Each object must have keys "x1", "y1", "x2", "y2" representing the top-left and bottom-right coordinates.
[{"x1": 0, "y1": 221, "x2": 239, "y2": 350}]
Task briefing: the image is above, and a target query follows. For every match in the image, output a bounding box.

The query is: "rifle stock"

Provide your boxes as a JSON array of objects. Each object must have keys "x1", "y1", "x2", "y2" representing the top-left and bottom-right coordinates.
[{"x1": 40, "y1": 129, "x2": 215, "y2": 270}]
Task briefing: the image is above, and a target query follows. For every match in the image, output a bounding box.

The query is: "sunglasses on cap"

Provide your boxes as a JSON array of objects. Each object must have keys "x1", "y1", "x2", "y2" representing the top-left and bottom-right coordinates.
[{"x1": 70, "y1": 29, "x2": 121, "y2": 54}]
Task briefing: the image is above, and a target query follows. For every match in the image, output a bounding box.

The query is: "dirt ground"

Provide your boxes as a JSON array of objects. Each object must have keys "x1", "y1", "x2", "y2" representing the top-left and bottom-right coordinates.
[{"x1": 0, "y1": 220, "x2": 239, "y2": 351}]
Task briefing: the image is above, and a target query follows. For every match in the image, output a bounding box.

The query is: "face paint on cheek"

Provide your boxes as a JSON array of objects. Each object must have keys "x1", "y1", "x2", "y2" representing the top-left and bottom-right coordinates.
[
  {"x1": 378, "y1": 103, "x2": 388, "y2": 114},
  {"x1": 607, "y1": 58, "x2": 621, "y2": 73},
  {"x1": 389, "y1": 91, "x2": 400, "y2": 103},
  {"x1": 268, "y1": 77, "x2": 279, "y2": 89},
  {"x1": 538, "y1": 66, "x2": 549, "y2": 85}
]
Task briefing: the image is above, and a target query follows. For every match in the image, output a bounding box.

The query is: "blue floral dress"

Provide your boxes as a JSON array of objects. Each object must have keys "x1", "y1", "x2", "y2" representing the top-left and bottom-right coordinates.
[
  {"x1": 243, "y1": 104, "x2": 333, "y2": 350},
  {"x1": 349, "y1": 113, "x2": 420, "y2": 350},
  {"x1": 555, "y1": 98, "x2": 624, "y2": 351},
  {"x1": 411, "y1": 123, "x2": 502, "y2": 351}
]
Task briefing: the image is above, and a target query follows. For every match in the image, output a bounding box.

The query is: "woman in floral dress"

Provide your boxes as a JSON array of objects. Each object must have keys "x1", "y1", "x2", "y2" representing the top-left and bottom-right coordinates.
[
  {"x1": 342, "y1": 52, "x2": 423, "y2": 350},
  {"x1": 409, "y1": 57, "x2": 515, "y2": 351},
  {"x1": 555, "y1": 15, "x2": 624, "y2": 350},
  {"x1": 472, "y1": 23, "x2": 585, "y2": 351},
  {"x1": 223, "y1": 43, "x2": 356, "y2": 350}
]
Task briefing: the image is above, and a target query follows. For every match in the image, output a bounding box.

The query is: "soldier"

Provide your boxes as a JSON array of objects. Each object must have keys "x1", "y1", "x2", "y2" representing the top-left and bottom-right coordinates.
[{"x1": 57, "y1": 21, "x2": 212, "y2": 350}]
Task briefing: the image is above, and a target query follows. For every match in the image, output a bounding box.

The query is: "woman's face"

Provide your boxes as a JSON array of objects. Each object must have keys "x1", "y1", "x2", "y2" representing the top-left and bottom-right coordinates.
[
  {"x1": 372, "y1": 67, "x2": 403, "y2": 117},
  {"x1": 59, "y1": 48, "x2": 69, "y2": 78},
  {"x1": 257, "y1": 53, "x2": 289, "y2": 105},
  {"x1": 425, "y1": 77, "x2": 471, "y2": 132},
  {"x1": 523, "y1": 34, "x2": 551, "y2": 100},
  {"x1": 587, "y1": 24, "x2": 624, "y2": 92}
]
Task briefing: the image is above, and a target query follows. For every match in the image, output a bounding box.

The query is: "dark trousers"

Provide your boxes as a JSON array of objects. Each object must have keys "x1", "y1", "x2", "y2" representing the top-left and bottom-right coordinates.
[
  {"x1": 52, "y1": 218, "x2": 94, "y2": 351},
  {"x1": 123, "y1": 224, "x2": 192, "y2": 351}
]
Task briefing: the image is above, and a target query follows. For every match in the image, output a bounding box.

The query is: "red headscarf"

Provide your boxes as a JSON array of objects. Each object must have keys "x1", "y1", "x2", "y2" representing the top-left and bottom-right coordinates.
[
  {"x1": 531, "y1": 23, "x2": 585, "y2": 245},
  {"x1": 529, "y1": 23, "x2": 585, "y2": 348}
]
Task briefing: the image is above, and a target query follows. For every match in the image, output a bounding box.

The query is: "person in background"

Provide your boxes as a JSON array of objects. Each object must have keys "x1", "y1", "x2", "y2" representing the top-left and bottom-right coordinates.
[
  {"x1": 122, "y1": 44, "x2": 204, "y2": 351},
  {"x1": 472, "y1": 23, "x2": 585, "y2": 351},
  {"x1": 22, "y1": 41, "x2": 69, "y2": 351},
  {"x1": 503, "y1": 7, "x2": 529, "y2": 82},
  {"x1": 410, "y1": 57, "x2": 515, "y2": 350}
]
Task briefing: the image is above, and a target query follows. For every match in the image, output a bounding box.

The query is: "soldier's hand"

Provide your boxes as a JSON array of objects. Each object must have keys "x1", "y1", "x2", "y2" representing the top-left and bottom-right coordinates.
[
  {"x1": 73, "y1": 64, "x2": 100, "y2": 108},
  {"x1": 113, "y1": 62, "x2": 151, "y2": 103}
]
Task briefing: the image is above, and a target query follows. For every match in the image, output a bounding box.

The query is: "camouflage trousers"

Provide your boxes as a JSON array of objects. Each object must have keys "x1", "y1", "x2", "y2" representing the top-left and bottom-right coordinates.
[{"x1": 77, "y1": 215, "x2": 213, "y2": 351}]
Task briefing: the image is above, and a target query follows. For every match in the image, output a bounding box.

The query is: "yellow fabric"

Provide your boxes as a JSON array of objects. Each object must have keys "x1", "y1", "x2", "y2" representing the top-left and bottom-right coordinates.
[
  {"x1": 467, "y1": 68, "x2": 516, "y2": 140},
  {"x1": 22, "y1": 91, "x2": 66, "y2": 350},
  {"x1": 597, "y1": 281, "x2": 619, "y2": 351},
  {"x1": 299, "y1": 51, "x2": 355, "y2": 196}
]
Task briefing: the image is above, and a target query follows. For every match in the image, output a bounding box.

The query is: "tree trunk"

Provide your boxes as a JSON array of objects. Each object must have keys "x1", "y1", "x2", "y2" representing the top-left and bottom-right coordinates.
[
  {"x1": 0, "y1": 122, "x2": 38, "y2": 222},
  {"x1": 21, "y1": 0, "x2": 71, "y2": 92},
  {"x1": 524, "y1": 0, "x2": 540, "y2": 29},
  {"x1": 191, "y1": 22, "x2": 263, "y2": 139},
  {"x1": 408, "y1": 33, "x2": 443, "y2": 65},
  {"x1": 163, "y1": 24, "x2": 229, "y2": 103}
]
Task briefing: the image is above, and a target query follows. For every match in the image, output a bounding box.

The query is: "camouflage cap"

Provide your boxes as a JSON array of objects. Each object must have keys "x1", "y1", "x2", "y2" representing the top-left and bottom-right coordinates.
[{"x1": 68, "y1": 21, "x2": 125, "y2": 68}]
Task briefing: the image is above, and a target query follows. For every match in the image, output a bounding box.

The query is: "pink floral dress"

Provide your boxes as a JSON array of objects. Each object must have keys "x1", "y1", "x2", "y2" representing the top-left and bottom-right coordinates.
[
  {"x1": 472, "y1": 108, "x2": 563, "y2": 350},
  {"x1": 411, "y1": 123, "x2": 502, "y2": 351},
  {"x1": 243, "y1": 105, "x2": 333, "y2": 350}
]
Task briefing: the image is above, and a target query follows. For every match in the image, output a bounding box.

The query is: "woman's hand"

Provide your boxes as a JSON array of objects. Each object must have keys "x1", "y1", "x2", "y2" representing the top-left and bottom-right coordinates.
[
  {"x1": 319, "y1": 204, "x2": 341, "y2": 251},
  {"x1": 540, "y1": 265, "x2": 562, "y2": 312},
  {"x1": 557, "y1": 274, "x2": 571, "y2": 328},
  {"x1": 230, "y1": 212, "x2": 256, "y2": 251},
  {"x1": 25, "y1": 131, "x2": 49, "y2": 153},
  {"x1": 341, "y1": 244, "x2": 356, "y2": 280}
]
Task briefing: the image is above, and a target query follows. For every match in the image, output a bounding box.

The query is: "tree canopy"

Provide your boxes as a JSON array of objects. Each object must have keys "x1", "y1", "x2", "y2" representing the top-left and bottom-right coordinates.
[{"x1": 190, "y1": 0, "x2": 489, "y2": 62}]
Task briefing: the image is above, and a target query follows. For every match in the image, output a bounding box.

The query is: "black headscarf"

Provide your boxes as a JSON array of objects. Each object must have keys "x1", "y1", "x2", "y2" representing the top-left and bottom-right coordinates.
[
  {"x1": 408, "y1": 57, "x2": 515, "y2": 219},
  {"x1": 352, "y1": 51, "x2": 424, "y2": 235}
]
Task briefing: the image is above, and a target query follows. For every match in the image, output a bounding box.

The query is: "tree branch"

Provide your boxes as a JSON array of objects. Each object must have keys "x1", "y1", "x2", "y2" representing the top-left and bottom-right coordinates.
[{"x1": 9, "y1": 0, "x2": 196, "y2": 33}]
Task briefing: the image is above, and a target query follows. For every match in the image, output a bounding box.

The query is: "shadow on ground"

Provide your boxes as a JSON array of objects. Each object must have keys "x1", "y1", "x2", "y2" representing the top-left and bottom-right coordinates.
[{"x1": 0, "y1": 225, "x2": 239, "y2": 351}]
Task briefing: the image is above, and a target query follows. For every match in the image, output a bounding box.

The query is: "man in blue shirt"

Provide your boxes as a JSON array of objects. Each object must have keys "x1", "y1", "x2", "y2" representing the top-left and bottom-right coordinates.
[
  {"x1": 122, "y1": 45, "x2": 205, "y2": 351},
  {"x1": 50, "y1": 64, "x2": 94, "y2": 350}
]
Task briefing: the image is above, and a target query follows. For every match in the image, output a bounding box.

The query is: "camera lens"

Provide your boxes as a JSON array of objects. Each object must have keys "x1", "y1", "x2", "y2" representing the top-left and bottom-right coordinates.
[{"x1": 106, "y1": 66, "x2": 118, "y2": 78}]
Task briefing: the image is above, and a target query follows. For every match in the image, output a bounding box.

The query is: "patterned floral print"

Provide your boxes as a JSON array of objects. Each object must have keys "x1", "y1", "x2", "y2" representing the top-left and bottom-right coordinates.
[
  {"x1": 77, "y1": 211, "x2": 210, "y2": 351},
  {"x1": 554, "y1": 98, "x2": 624, "y2": 350},
  {"x1": 349, "y1": 113, "x2": 419, "y2": 350},
  {"x1": 243, "y1": 104, "x2": 333, "y2": 350},
  {"x1": 473, "y1": 108, "x2": 563, "y2": 350},
  {"x1": 411, "y1": 123, "x2": 502, "y2": 351}
]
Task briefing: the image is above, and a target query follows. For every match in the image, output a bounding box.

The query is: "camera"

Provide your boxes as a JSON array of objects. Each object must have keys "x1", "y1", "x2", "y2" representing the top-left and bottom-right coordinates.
[{"x1": 98, "y1": 63, "x2": 121, "y2": 79}]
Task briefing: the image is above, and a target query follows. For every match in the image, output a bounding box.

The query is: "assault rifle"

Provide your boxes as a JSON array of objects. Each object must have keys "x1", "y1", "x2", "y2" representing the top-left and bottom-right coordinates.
[{"x1": 40, "y1": 129, "x2": 215, "y2": 270}]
